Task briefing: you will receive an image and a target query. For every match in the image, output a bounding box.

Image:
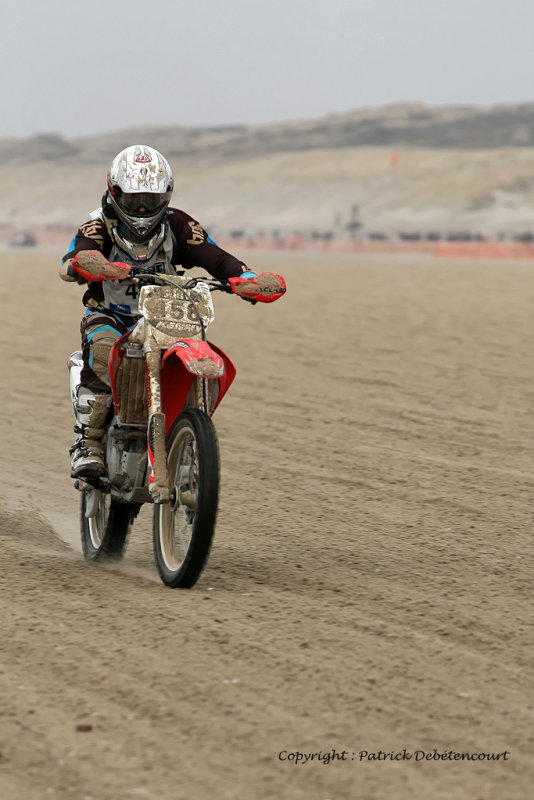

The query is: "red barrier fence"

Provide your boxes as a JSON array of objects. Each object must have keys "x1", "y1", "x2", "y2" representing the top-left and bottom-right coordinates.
[
  {"x1": 434, "y1": 242, "x2": 534, "y2": 259},
  {"x1": 218, "y1": 238, "x2": 534, "y2": 259},
  {"x1": 217, "y1": 238, "x2": 534, "y2": 260}
]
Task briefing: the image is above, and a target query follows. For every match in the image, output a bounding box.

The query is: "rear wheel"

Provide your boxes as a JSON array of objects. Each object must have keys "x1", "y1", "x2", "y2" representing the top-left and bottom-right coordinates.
[
  {"x1": 153, "y1": 409, "x2": 219, "y2": 588},
  {"x1": 80, "y1": 490, "x2": 138, "y2": 561}
]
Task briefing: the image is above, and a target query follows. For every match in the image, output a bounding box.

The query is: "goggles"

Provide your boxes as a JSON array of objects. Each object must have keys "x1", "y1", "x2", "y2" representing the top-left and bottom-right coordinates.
[{"x1": 111, "y1": 189, "x2": 171, "y2": 217}]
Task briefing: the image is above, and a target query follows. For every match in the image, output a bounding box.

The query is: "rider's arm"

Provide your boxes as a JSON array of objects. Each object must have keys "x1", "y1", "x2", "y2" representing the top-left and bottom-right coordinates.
[
  {"x1": 168, "y1": 210, "x2": 285, "y2": 303},
  {"x1": 168, "y1": 209, "x2": 251, "y2": 280},
  {"x1": 59, "y1": 218, "x2": 111, "y2": 283}
]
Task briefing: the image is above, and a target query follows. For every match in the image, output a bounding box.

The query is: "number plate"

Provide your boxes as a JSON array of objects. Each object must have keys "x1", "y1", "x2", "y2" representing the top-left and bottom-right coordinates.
[{"x1": 139, "y1": 283, "x2": 215, "y2": 337}]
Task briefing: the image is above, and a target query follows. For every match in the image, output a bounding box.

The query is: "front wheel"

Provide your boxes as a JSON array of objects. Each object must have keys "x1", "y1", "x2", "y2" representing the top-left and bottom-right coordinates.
[
  {"x1": 153, "y1": 409, "x2": 219, "y2": 588},
  {"x1": 80, "y1": 490, "x2": 138, "y2": 561}
]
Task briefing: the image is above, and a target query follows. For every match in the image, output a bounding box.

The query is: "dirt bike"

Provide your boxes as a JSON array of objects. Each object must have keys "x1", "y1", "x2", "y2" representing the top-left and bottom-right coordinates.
[{"x1": 67, "y1": 257, "x2": 285, "y2": 588}]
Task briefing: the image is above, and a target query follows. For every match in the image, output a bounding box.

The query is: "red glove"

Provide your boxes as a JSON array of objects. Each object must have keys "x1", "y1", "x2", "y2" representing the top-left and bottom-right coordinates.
[
  {"x1": 71, "y1": 250, "x2": 131, "y2": 281},
  {"x1": 228, "y1": 272, "x2": 286, "y2": 303}
]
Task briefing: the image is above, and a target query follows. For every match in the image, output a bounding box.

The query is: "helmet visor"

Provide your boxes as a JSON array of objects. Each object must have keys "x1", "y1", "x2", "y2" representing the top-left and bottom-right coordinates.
[{"x1": 115, "y1": 191, "x2": 171, "y2": 217}]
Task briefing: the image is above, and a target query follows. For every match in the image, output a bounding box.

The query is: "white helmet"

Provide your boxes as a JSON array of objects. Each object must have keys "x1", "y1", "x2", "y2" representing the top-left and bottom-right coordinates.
[{"x1": 107, "y1": 145, "x2": 174, "y2": 238}]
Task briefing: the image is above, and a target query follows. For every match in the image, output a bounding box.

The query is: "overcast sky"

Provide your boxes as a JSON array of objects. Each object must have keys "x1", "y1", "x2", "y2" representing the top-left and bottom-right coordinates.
[{"x1": 2, "y1": 0, "x2": 533, "y2": 138}]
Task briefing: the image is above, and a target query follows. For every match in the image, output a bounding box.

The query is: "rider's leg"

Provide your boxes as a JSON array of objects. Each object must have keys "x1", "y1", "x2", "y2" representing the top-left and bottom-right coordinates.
[
  {"x1": 70, "y1": 390, "x2": 113, "y2": 478},
  {"x1": 70, "y1": 312, "x2": 125, "y2": 479}
]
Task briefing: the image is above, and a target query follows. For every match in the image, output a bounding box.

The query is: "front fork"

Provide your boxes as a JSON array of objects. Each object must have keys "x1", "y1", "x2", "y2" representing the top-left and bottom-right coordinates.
[
  {"x1": 145, "y1": 346, "x2": 169, "y2": 504},
  {"x1": 145, "y1": 335, "x2": 208, "y2": 503}
]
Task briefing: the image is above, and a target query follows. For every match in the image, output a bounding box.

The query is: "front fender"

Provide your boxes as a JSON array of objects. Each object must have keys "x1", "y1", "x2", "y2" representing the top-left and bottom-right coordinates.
[
  {"x1": 161, "y1": 339, "x2": 236, "y2": 431},
  {"x1": 163, "y1": 339, "x2": 225, "y2": 378}
]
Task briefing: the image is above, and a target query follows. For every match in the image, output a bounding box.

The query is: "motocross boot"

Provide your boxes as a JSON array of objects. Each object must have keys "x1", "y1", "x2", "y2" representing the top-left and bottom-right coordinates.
[{"x1": 70, "y1": 390, "x2": 112, "y2": 479}]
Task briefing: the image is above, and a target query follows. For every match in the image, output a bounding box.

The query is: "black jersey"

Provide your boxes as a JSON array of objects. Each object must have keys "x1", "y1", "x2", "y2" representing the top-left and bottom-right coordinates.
[{"x1": 63, "y1": 205, "x2": 247, "y2": 312}]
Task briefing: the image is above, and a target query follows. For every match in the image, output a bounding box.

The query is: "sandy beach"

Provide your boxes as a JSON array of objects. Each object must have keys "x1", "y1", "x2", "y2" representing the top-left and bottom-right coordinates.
[{"x1": 1, "y1": 247, "x2": 533, "y2": 799}]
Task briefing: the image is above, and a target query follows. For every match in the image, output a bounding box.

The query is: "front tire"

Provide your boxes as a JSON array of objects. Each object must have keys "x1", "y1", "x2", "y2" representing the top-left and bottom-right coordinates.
[
  {"x1": 153, "y1": 409, "x2": 219, "y2": 588},
  {"x1": 80, "y1": 491, "x2": 137, "y2": 561}
]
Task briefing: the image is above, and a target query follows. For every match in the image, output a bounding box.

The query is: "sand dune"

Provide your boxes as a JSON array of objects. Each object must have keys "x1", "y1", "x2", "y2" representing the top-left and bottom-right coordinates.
[{"x1": 3, "y1": 145, "x2": 534, "y2": 236}]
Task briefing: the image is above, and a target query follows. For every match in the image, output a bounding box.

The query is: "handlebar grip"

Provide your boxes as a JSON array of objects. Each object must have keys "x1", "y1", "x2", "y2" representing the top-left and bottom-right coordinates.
[
  {"x1": 228, "y1": 272, "x2": 286, "y2": 303},
  {"x1": 72, "y1": 250, "x2": 131, "y2": 282}
]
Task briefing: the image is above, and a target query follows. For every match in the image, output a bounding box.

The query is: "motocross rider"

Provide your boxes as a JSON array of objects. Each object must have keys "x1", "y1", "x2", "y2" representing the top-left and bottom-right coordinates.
[{"x1": 60, "y1": 144, "x2": 275, "y2": 480}]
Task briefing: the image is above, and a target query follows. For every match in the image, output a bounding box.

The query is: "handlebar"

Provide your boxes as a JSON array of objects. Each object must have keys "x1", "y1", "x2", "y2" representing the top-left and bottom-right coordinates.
[
  {"x1": 130, "y1": 272, "x2": 233, "y2": 294},
  {"x1": 129, "y1": 271, "x2": 276, "y2": 306}
]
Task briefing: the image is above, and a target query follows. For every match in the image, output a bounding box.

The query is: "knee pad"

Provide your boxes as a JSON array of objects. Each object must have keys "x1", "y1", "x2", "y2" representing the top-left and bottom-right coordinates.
[{"x1": 88, "y1": 331, "x2": 119, "y2": 386}]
